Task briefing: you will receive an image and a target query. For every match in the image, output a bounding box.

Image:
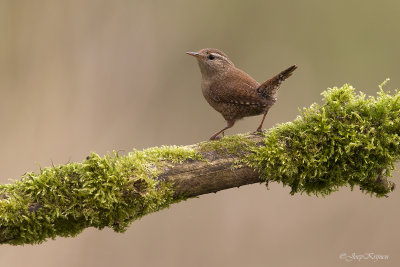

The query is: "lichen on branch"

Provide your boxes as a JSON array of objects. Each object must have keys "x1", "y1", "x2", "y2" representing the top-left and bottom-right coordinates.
[{"x1": 1, "y1": 83, "x2": 399, "y2": 245}]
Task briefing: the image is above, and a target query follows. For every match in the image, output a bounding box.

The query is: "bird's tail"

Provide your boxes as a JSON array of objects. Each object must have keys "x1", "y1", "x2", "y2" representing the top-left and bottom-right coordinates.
[{"x1": 257, "y1": 65, "x2": 297, "y2": 99}]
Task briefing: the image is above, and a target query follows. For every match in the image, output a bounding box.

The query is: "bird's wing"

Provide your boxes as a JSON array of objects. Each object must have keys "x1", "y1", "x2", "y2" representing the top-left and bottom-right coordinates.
[
  {"x1": 210, "y1": 85, "x2": 269, "y2": 107},
  {"x1": 208, "y1": 70, "x2": 271, "y2": 107}
]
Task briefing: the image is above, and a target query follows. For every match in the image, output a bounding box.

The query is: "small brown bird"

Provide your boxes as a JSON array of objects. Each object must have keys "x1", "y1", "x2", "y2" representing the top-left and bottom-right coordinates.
[{"x1": 187, "y1": 48, "x2": 297, "y2": 140}]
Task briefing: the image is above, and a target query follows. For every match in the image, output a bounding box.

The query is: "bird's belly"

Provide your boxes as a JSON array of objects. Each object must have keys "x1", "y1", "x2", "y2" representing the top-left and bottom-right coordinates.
[
  {"x1": 222, "y1": 104, "x2": 265, "y2": 121},
  {"x1": 205, "y1": 97, "x2": 264, "y2": 121},
  {"x1": 202, "y1": 94, "x2": 226, "y2": 114}
]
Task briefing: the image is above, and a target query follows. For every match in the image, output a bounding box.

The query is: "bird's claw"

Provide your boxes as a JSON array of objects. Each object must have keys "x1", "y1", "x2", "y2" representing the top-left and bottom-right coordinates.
[
  {"x1": 254, "y1": 128, "x2": 266, "y2": 134},
  {"x1": 209, "y1": 136, "x2": 222, "y2": 141}
]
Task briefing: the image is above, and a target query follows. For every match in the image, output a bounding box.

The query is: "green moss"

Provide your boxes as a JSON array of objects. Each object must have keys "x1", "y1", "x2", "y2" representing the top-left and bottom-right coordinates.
[
  {"x1": 0, "y1": 146, "x2": 200, "y2": 245},
  {"x1": 199, "y1": 134, "x2": 257, "y2": 157},
  {"x1": 198, "y1": 135, "x2": 257, "y2": 169},
  {"x1": 246, "y1": 83, "x2": 400, "y2": 197}
]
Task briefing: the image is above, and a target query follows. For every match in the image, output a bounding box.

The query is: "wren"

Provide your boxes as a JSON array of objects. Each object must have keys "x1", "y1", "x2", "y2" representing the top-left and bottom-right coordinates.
[{"x1": 186, "y1": 48, "x2": 297, "y2": 140}]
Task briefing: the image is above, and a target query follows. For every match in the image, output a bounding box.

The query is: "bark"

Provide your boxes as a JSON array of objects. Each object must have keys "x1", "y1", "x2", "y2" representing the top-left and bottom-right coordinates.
[{"x1": 166, "y1": 134, "x2": 264, "y2": 197}]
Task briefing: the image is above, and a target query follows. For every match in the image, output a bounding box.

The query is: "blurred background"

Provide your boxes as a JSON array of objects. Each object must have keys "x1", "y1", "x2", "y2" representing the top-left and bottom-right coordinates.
[{"x1": 1, "y1": 0, "x2": 399, "y2": 266}]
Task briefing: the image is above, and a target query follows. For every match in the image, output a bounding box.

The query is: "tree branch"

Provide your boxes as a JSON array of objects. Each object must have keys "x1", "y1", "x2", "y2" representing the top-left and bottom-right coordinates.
[
  {"x1": 165, "y1": 134, "x2": 263, "y2": 197},
  {"x1": 1, "y1": 84, "x2": 399, "y2": 245}
]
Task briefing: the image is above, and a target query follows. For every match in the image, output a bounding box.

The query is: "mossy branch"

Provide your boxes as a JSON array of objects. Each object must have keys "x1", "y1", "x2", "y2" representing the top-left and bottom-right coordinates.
[{"x1": 1, "y1": 83, "x2": 399, "y2": 245}]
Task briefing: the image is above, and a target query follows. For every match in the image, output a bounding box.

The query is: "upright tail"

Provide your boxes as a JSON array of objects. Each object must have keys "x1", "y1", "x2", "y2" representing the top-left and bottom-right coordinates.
[{"x1": 257, "y1": 64, "x2": 297, "y2": 99}]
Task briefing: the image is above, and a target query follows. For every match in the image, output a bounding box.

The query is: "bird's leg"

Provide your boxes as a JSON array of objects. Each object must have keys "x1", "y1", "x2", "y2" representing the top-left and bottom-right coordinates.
[
  {"x1": 209, "y1": 121, "x2": 235, "y2": 140},
  {"x1": 256, "y1": 108, "x2": 271, "y2": 132}
]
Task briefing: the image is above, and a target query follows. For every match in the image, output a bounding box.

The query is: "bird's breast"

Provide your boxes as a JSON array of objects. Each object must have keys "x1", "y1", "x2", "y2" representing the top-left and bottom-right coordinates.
[{"x1": 201, "y1": 80, "x2": 221, "y2": 109}]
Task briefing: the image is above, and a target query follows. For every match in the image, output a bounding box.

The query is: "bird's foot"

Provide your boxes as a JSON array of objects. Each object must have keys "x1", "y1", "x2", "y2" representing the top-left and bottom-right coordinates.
[
  {"x1": 209, "y1": 135, "x2": 222, "y2": 141},
  {"x1": 254, "y1": 128, "x2": 266, "y2": 135}
]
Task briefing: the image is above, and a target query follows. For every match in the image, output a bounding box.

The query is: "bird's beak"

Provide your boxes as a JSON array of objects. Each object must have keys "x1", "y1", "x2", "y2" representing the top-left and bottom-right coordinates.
[{"x1": 186, "y1": 51, "x2": 200, "y2": 58}]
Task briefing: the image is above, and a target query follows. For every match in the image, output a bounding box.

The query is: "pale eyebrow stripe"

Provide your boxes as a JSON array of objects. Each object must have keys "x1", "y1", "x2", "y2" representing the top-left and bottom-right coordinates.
[{"x1": 211, "y1": 53, "x2": 229, "y2": 62}]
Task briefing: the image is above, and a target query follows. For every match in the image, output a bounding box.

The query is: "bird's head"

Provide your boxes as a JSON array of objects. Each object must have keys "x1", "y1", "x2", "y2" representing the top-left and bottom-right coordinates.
[{"x1": 186, "y1": 48, "x2": 234, "y2": 78}]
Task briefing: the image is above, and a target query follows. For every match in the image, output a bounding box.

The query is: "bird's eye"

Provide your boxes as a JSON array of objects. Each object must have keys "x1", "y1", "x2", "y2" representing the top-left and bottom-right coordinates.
[{"x1": 208, "y1": 54, "x2": 215, "y2": 60}]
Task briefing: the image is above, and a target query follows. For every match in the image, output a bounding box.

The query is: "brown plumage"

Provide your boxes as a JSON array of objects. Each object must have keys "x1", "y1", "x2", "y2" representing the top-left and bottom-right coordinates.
[{"x1": 186, "y1": 48, "x2": 297, "y2": 140}]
